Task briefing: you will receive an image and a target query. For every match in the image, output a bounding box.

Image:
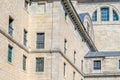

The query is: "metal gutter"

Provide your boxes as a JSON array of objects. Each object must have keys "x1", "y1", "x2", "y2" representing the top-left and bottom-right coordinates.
[{"x1": 61, "y1": 0, "x2": 98, "y2": 51}]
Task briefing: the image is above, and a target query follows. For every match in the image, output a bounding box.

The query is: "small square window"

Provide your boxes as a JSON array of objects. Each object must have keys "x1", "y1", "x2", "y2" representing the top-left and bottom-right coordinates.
[{"x1": 93, "y1": 60, "x2": 101, "y2": 70}]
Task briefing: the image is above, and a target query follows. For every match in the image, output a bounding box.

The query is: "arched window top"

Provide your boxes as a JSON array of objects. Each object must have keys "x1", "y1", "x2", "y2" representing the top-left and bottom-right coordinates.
[
  {"x1": 113, "y1": 10, "x2": 119, "y2": 21},
  {"x1": 92, "y1": 10, "x2": 97, "y2": 21}
]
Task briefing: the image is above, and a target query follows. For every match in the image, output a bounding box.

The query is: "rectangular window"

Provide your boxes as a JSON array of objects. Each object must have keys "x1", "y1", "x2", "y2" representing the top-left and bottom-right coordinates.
[
  {"x1": 8, "y1": 45, "x2": 13, "y2": 62},
  {"x1": 94, "y1": 60, "x2": 101, "y2": 70},
  {"x1": 65, "y1": 12, "x2": 67, "y2": 20},
  {"x1": 36, "y1": 33, "x2": 45, "y2": 49},
  {"x1": 64, "y1": 63, "x2": 66, "y2": 77},
  {"x1": 23, "y1": 55, "x2": 27, "y2": 70},
  {"x1": 101, "y1": 8, "x2": 109, "y2": 21},
  {"x1": 24, "y1": 0, "x2": 29, "y2": 9},
  {"x1": 119, "y1": 60, "x2": 120, "y2": 69},
  {"x1": 24, "y1": 30, "x2": 27, "y2": 46},
  {"x1": 64, "y1": 39, "x2": 67, "y2": 54},
  {"x1": 36, "y1": 58, "x2": 44, "y2": 72},
  {"x1": 9, "y1": 17, "x2": 13, "y2": 36},
  {"x1": 73, "y1": 71, "x2": 75, "y2": 80},
  {"x1": 74, "y1": 51, "x2": 76, "y2": 64},
  {"x1": 92, "y1": 11, "x2": 97, "y2": 21}
]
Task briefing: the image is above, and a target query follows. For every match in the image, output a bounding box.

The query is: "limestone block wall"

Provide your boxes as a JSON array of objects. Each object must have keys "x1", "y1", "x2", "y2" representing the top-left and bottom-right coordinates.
[{"x1": 0, "y1": 0, "x2": 29, "y2": 80}]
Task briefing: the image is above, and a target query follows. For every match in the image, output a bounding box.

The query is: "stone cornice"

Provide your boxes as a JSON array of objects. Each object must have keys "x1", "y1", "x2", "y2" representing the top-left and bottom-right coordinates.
[{"x1": 61, "y1": 0, "x2": 98, "y2": 52}]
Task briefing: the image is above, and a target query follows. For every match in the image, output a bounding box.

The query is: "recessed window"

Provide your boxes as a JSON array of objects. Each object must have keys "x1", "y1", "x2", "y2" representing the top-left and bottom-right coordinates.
[
  {"x1": 74, "y1": 51, "x2": 76, "y2": 64},
  {"x1": 73, "y1": 71, "x2": 75, "y2": 80},
  {"x1": 36, "y1": 58, "x2": 44, "y2": 72},
  {"x1": 92, "y1": 10, "x2": 97, "y2": 21},
  {"x1": 113, "y1": 10, "x2": 119, "y2": 21},
  {"x1": 64, "y1": 39, "x2": 67, "y2": 54},
  {"x1": 119, "y1": 60, "x2": 120, "y2": 69},
  {"x1": 64, "y1": 63, "x2": 66, "y2": 77},
  {"x1": 8, "y1": 16, "x2": 13, "y2": 36},
  {"x1": 8, "y1": 45, "x2": 13, "y2": 62},
  {"x1": 93, "y1": 60, "x2": 101, "y2": 70},
  {"x1": 65, "y1": 12, "x2": 67, "y2": 20},
  {"x1": 36, "y1": 33, "x2": 45, "y2": 49},
  {"x1": 101, "y1": 8, "x2": 109, "y2": 21},
  {"x1": 23, "y1": 30, "x2": 27, "y2": 46},
  {"x1": 24, "y1": 0, "x2": 29, "y2": 9},
  {"x1": 23, "y1": 55, "x2": 27, "y2": 70}
]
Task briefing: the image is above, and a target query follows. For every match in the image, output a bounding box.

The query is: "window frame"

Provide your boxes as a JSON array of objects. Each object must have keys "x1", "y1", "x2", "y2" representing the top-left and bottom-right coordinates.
[
  {"x1": 23, "y1": 29, "x2": 27, "y2": 46},
  {"x1": 8, "y1": 16, "x2": 14, "y2": 36},
  {"x1": 64, "y1": 39, "x2": 67, "y2": 54},
  {"x1": 113, "y1": 10, "x2": 119, "y2": 21},
  {"x1": 93, "y1": 60, "x2": 101, "y2": 70},
  {"x1": 92, "y1": 10, "x2": 97, "y2": 21},
  {"x1": 23, "y1": 55, "x2": 27, "y2": 70},
  {"x1": 24, "y1": 0, "x2": 29, "y2": 9},
  {"x1": 101, "y1": 7, "x2": 109, "y2": 21},
  {"x1": 36, "y1": 33, "x2": 45, "y2": 49},
  {"x1": 36, "y1": 57, "x2": 44, "y2": 72},
  {"x1": 8, "y1": 45, "x2": 13, "y2": 63}
]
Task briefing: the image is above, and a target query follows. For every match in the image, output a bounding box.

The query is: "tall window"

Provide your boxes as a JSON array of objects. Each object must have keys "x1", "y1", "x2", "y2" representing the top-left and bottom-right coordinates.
[
  {"x1": 113, "y1": 10, "x2": 119, "y2": 21},
  {"x1": 36, "y1": 58, "x2": 44, "y2": 72},
  {"x1": 64, "y1": 63, "x2": 66, "y2": 77},
  {"x1": 36, "y1": 33, "x2": 45, "y2": 49},
  {"x1": 24, "y1": 30, "x2": 27, "y2": 46},
  {"x1": 101, "y1": 8, "x2": 109, "y2": 21},
  {"x1": 94, "y1": 60, "x2": 101, "y2": 70},
  {"x1": 24, "y1": 0, "x2": 29, "y2": 9},
  {"x1": 74, "y1": 51, "x2": 76, "y2": 64},
  {"x1": 64, "y1": 39, "x2": 67, "y2": 54},
  {"x1": 73, "y1": 71, "x2": 75, "y2": 80},
  {"x1": 23, "y1": 55, "x2": 27, "y2": 70},
  {"x1": 92, "y1": 11, "x2": 97, "y2": 21},
  {"x1": 65, "y1": 11, "x2": 67, "y2": 20},
  {"x1": 9, "y1": 17, "x2": 13, "y2": 36},
  {"x1": 8, "y1": 45, "x2": 13, "y2": 62}
]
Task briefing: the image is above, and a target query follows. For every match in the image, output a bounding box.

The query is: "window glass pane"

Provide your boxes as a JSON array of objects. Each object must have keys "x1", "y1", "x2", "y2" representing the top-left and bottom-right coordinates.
[
  {"x1": 37, "y1": 33, "x2": 44, "y2": 49},
  {"x1": 92, "y1": 11, "x2": 97, "y2": 21},
  {"x1": 23, "y1": 55, "x2": 27, "y2": 70},
  {"x1": 94, "y1": 60, "x2": 101, "y2": 70},
  {"x1": 64, "y1": 63, "x2": 66, "y2": 77},
  {"x1": 36, "y1": 58, "x2": 44, "y2": 72},
  {"x1": 25, "y1": 0, "x2": 28, "y2": 9},
  {"x1": 9, "y1": 17, "x2": 13, "y2": 36},
  {"x1": 101, "y1": 8, "x2": 109, "y2": 21},
  {"x1": 113, "y1": 10, "x2": 119, "y2": 21},
  {"x1": 64, "y1": 39, "x2": 67, "y2": 54},
  {"x1": 8, "y1": 45, "x2": 13, "y2": 62},
  {"x1": 24, "y1": 30, "x2": 27, "y2": 46}
]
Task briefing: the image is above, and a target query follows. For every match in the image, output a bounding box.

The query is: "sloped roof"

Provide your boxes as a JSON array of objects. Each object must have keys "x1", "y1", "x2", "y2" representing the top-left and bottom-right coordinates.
[{"x1": 85, "y1": 51, "x2": 120, "y2": 58}]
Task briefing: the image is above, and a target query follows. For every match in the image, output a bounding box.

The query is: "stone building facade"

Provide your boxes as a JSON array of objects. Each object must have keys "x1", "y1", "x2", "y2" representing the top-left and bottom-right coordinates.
[{"x1": 0, "y1": 0, "x2": 120, "y2": 80}]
